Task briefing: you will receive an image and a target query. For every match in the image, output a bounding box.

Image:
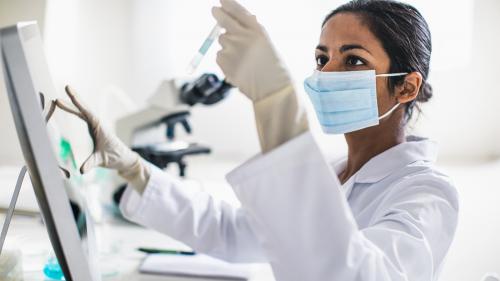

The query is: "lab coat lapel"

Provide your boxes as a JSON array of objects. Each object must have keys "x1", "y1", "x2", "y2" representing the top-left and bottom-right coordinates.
[
  {"x1": 330, "y1": 136, "x2": 438, "y2": 197},
  {"x1": 331, "y1": 157, "x2": 356, "y2": 198},
  {"x1": 354, "y1": 136, "x2": 438, "y2": 184}
]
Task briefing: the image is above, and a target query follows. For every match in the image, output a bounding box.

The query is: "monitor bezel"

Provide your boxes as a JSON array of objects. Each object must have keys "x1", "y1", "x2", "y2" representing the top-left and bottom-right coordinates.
[{"x1": 0, "y1": 22, "x2": 94, "y2": 281}]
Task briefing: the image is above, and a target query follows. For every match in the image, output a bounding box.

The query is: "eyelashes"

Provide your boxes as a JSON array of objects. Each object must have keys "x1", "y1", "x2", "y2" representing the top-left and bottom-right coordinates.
[
  {"x1": 345, "y1": 55, "x2": 366, "y2": 66},
  {"x1": 315, "y1": 54, "x2": 367, "y2": 68},
  {"x1": 316, "y1": 55, "x2": 329, "y2": 67}
]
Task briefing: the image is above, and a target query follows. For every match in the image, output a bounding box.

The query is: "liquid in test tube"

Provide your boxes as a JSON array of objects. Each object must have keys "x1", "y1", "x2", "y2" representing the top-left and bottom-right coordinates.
[{"x1": 186, "y1": 24, "x2": 222, "y2": 74}]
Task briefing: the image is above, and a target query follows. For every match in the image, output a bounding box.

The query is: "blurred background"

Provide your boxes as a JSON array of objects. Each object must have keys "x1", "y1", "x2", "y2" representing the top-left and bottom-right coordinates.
[{"x1": 0, "y1": 0, "x2": 499, "y2": 280}]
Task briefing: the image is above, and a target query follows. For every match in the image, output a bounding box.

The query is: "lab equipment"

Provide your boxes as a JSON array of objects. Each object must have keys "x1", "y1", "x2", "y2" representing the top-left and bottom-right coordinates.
[
  {"x1": 304, "y1": 70, "x2": 406, "y2": 134},
  {"x1": 138, "y1": 247, "x2": 195, "y2": 255},
  {"x1": 116, "y1": 73, "x2": 232, "y2": 177},
  {"x1": 186, "y1": 24, "x2": 222, "y2": 74},
  {"x1": 43, "y1": 255, "x2": 64, "y2": 280},
  {"x1": 1, "y1": 22, "x2": 96, "y2": 280}
]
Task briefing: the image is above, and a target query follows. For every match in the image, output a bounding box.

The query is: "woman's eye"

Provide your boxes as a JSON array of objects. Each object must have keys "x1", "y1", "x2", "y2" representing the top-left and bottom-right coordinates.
[
  {"x1": 346, "y1": 56, "x2": 365, "y2": 66},
  {"x1": 316, "y1": 55, "x2": 328, "y2": 67}
]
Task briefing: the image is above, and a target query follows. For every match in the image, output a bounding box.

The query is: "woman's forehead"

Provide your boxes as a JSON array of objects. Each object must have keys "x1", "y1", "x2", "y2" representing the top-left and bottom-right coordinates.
[{"x1": 319, "y1": 13, "x2": 383, "y2": 53}]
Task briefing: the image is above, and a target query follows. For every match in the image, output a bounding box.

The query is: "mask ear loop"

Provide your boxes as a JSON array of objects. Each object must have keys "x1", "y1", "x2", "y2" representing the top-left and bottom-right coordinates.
[
  {"x1": 375, "y1": 72, "x2": 408, "y2": 120},
  {"x1": 376, "y1": 72, "x2": 408, "y2": 77},
  {"x1": 379, "y1": 103, "x2": 400, "y2": 120}
]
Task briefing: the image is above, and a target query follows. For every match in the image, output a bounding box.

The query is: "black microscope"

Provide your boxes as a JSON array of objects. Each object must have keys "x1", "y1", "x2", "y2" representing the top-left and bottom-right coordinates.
[
  {"x1": 116, "y1": 73, "x2": 232, "y2": 177},
  {"x1": 113, "y1": 73, "x2": 232, "y2": 206}
]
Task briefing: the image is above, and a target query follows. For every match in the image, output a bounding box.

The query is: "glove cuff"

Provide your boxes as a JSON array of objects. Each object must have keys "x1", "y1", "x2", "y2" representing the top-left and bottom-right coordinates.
[
  {"x1": 253, "y1": 84, "x2": 309, "y2": 153},
  {"x1": 118, "y1": 154, "x2": 151, "y2": 194}
]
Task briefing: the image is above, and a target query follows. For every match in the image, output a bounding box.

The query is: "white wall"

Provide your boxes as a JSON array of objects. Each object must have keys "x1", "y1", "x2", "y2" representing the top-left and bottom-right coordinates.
[
  {"x1": 414, "y1": 0, "x2": 500, "y2": 162},
  {"x1": 1, "y1": 0, "x2": 498, "y2": 165},
  {"x1": 0, "y1": 0, "x2": 47, "y2": 165},
  {"x1": 439, "y1": 161, "x2": 500, "y2": 281},
  {"x1": 129, "y1": 0, "x2": 496, "y2": 163}
]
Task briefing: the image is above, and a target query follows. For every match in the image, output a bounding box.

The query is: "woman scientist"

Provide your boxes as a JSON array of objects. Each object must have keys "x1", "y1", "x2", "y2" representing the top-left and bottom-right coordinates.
[{"x1": 56, "y1": 0, "x2": 459, "y2": 280}]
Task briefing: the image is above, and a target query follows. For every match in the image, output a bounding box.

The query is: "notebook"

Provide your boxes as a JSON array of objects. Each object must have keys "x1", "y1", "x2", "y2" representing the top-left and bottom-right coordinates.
[{"x1": 139, "y1": 253, "x2": 255, "y2": 280}]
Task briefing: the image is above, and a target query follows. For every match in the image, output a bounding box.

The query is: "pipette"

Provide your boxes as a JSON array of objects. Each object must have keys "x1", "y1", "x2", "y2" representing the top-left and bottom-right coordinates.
[{"x1": 186, "y1": 24, "x2": 222, "y2": 74}]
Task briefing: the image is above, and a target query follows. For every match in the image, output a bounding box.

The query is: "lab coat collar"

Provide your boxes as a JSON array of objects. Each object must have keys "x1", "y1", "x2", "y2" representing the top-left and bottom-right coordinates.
[{"x1": 333, "y1": 135, "x2": 438, "y2": 184}]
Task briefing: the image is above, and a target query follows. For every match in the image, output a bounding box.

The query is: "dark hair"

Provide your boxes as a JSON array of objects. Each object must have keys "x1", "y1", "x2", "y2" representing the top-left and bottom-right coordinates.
[{"x1": 323, "y1": 0, "x2": 433, "y2": 122}]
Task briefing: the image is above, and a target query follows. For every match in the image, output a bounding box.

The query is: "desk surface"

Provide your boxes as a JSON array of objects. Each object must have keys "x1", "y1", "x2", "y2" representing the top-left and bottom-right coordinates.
[
  {"x1": 3, "y1": 158, "x2": 274, "y2": 281},
  {"x1": 6, "y1": 214, "x2": 274, "y2": 281},
  {"x1": 4, "y1": 159, "x2": 500, "y2": 280}
]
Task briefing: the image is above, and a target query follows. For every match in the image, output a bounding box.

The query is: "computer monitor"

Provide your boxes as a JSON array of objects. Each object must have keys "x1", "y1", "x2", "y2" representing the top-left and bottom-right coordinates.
[{"x1": 0, "y1": 22, "x2": 95, "y2": 281}]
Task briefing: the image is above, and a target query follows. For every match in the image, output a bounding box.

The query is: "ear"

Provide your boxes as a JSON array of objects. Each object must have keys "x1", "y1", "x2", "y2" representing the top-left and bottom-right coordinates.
[{"x1": 394, "y1": 72, "x2": 422, "y2": 104}]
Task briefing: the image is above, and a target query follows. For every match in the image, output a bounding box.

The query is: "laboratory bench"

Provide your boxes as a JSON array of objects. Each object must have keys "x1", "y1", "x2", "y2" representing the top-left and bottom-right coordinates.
[
  {"x1": 2, "y1": 158, "x2": 274, "y2": 281},
  {"x1": 5, "y1": 213, "x2": 274, "y2": 281},
  {"x1": 3, "y1": 158, "x2": 500, "y2": 280}
]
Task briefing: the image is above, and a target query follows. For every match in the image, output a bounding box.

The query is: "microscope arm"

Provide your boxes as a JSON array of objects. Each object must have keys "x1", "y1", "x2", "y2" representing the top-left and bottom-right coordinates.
[{"x1": 116, "y1": 107, "x2": 182, "y2": 146}]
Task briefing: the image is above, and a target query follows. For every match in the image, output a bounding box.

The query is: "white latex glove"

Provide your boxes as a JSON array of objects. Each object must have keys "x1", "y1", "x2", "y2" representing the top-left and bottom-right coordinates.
[
  {"x1": 212, "y1": 0, "x2": 292, "y2": 102},
  {"x1": 56, "y1": 86, "x2": 150, "y2": 194},
  {"x1": 212, "y1": 0, "x2": 308, "y2": 153}
]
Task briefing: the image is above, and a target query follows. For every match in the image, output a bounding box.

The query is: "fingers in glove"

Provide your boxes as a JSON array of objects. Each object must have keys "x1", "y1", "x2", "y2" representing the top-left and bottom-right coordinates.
[
  {"x1": 39, "y1": 92, "x2": 46, "y2": 110},
  {"x1": 218, "y1": 33, "x2": 233, "y2": 49},
  {"x1": 45, "y1": 100, "x2": 57, "y2": 122},
  {"x1": 215, "y1": 50, "x2": 237, "y2": 85},
  {"x1": 55, "y1": 99, "x2": 86, "y2": 120},
  {"x1": 57, "y1": 93, "x2": 100, "y2": 151},
  {"x1": 212, "y1": 6, "x2": 245, "y2": 34},
  {"x1": 219, "y1": 0, "x2": 257, "y2": 28},
  {"x1": 59, "y1": 166, "x2": 70, "y2": 179},
  {"x1": 65, "y1": 86, "x2": 96, "y2": 122},
  {"x1": 80, "y1": 152, "x2": 104, "y2": 174}
]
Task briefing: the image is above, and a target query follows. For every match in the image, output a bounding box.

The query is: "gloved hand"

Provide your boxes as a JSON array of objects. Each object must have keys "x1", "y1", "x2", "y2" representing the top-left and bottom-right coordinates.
[
  {"x1": 55, "y1": 86, "x2": 150, "y2": 194},
  {"x1": 212, "y1": 0, "x2": 308, "y2": 153},
  {"x1": 212, "y1": 0, "x2": 290, "y2": 102}
]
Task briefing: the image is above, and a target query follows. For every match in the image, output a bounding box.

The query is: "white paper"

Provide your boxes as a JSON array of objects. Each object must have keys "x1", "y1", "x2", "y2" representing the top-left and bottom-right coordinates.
[{"x1": 140, "y1": 253, "x2": 254, "y2": 280}]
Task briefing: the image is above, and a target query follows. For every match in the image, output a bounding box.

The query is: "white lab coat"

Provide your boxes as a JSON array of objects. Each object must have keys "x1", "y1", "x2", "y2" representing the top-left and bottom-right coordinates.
[{"x1": 120, "y1": 132, "x2": 459, "y2": 281}]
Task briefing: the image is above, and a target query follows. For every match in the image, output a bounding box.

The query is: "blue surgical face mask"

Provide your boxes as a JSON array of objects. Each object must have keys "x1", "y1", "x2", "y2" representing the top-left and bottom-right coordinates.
[{"x1": 304, "y1": 70, "x2": 407, "y2": 134}]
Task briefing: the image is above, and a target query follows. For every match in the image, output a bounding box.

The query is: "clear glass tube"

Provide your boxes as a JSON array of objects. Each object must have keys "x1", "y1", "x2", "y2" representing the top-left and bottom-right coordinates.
[{"x1": 186, "y1": 24, "x2": 222, "y2": 74}]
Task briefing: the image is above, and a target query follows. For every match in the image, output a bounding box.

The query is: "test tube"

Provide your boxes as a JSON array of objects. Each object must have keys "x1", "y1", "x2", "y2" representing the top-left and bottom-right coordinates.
[{"x1": 186, "y1": 24, "x2": 222, "y2": 74}]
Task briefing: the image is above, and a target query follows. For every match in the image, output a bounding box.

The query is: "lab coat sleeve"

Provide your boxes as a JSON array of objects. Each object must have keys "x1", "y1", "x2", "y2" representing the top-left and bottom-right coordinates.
[
  {"x1": 226, "y1": 131, "x2": 459, "y2": 281},
  {"x1": 118, "y1": 165, "x2": 266, "y2": 263}
]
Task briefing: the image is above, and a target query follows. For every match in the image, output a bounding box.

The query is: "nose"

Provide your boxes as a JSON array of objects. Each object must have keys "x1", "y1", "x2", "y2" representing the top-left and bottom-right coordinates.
[{"x1": 319, "y1": 58, "x2": 343, "y2": 72}]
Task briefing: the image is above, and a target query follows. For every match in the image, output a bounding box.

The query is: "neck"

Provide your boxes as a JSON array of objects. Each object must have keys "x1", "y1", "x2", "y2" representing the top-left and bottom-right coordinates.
[{"x1": 339, "y1": 113, "x2": 406, "y2": 184}]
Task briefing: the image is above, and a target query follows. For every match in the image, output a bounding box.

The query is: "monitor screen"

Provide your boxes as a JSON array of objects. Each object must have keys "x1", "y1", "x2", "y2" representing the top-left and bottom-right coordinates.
[{"x1": 1, "y1": 22, "x2": 97, "y2": 281}]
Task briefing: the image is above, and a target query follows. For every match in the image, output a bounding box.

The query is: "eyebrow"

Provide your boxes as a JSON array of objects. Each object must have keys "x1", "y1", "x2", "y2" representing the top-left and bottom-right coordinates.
[
  {"x1": 316, "y1": 44, "x2": 371, "y2": 54},
  {"x1": 316, "y1": 44, "x2": 328, "y2": 52}
]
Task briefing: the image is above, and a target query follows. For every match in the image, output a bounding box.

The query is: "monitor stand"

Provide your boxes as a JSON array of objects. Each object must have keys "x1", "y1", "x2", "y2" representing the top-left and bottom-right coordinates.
[{"x1": 0, "y1": 166, "x2": 27, "y2": 255}]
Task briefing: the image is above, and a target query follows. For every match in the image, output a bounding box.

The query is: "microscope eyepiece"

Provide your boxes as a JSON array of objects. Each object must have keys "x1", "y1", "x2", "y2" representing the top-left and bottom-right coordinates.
[{"x1": 180, "y1": 73, "x2": 233, "y2": 106}]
